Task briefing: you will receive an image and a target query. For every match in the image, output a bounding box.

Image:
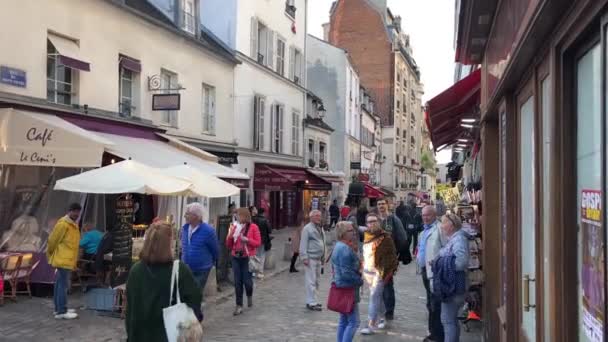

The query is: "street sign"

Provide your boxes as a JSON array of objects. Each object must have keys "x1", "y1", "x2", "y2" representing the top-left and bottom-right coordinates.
[{"x1": 0, "y1": 66, "x2": 26, "y2": 88}]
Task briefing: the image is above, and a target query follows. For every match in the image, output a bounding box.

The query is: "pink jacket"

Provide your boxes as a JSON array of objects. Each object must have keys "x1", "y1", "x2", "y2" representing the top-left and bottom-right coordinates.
[{"x1": 225, "y1": 223, "x2": 262, "y2": 257}]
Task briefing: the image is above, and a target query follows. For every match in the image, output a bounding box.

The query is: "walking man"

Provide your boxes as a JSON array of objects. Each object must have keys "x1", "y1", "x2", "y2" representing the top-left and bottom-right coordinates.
[
  {"x1": 47, "y1": 203, "x2": 82, "y2": 319},
  {"x1": 252, "y1": 206, "x2": 272, "y2": 279},
  {"x1": 376, "y1": 197, "x2": 410, "y2": 321},
  {"x1": 329, "y1": 200, "x2": 340, "y2": 228},
  {"x1": 300, "y1": 210, "x2": 326, "y2": 311},
  {"x1": 182, "y1": 202, "x2": 219, "y2": 301},
  {"x1": 418, "y1": 205, "x2": 447, "y2": 342}
]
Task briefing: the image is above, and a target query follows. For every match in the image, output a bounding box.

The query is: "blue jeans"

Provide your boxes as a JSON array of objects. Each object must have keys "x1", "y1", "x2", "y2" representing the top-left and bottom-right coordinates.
[
  {"x1": 441, "y1": 295, "x2": 465, "y2": 342},
  {"x1": 53, "y1": 268, "x2": 70, "y2": 314},
  {"x1": 232, "y1": 257, "x2": 253, "y2": 306},
  {"x1": 192, "y1": 268, "x2": 212, "y2": 300},
  {"x1": 382, "y1": 278, "x2": 395, "y2": 316},
  {"x1": 337, "y1": 303, "x2": 360, "y2": 342},
  {"x1": 367, "y1": 279, "x2": 385, "y2": 323}
]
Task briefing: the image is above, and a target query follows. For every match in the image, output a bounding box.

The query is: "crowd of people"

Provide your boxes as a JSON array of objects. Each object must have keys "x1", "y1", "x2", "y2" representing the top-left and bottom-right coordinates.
[{"x1": 45, "y1": 194, "x2": 468, "y2": 342}]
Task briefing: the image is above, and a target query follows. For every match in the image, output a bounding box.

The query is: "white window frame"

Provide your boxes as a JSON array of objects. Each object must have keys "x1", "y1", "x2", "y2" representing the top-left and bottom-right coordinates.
[
  {"x1": 47, "y1": 40, "x2": 73, "y2": 105},
  {"x1": 160, "y1": 69, "x2": 178, "y2": 127},
  {"x1": 276, "y1": 36, "x2": 286, "y2": 76},
  {"x1": 202, "y1": 83, "x2": 216, "y2": 134},
  {"x1": 308, "y1": 139, "x2": 315, "y2": 163},
  {"x1": 271, "y1": 103, "x2": 284, "y2": 154},
  {"x1": 181, "y1": 0, "x2": 196, "y2": 35},
  {"x1": 319, "y1": 141, "x2": 327, "y2": 163},
  {"x1": 253, "y1": 95, "x2": 266, "y2": 150},
  {"x1": 290, "y1": 47, "x2": 303, "y2": 84},
  {"x1": 291, "y1": 110, "x2": 300, "y2": 156}
]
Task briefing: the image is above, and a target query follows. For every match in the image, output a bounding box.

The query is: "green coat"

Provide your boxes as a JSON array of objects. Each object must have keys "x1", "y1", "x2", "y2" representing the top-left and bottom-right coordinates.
[{"x1": 126, "y1": 260, "x2": 202, "y2": 342}]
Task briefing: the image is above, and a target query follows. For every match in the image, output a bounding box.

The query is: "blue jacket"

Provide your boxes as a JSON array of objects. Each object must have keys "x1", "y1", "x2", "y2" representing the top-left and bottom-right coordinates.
[
  {"x1": 181, "y1": 223, "x2": 219, "y2": 273},
  {"x1": 432, "y1": 230, "x2": 470, "y2": 301},
  {"x1": 331, "y1": 241, "x2": 363, "y2": 302}
]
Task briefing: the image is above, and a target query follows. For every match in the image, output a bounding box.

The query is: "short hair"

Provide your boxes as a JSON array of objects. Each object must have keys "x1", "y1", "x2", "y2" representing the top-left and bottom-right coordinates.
[
  {"x1": 422, "y1": 205, "x2": 437, "y2": 215},
  {"x1": 366, "y1": 212, "x2": 379, "y2": 221},
  {"x1": 185, "y1": 202, "x2": 204, "y2": 220},
  {"x1": 237, "y1": 207, "x2": 252, "y2": 223},
  {"x1": 443, "y1": 213, "x2": 463, "y2": 230},
  {"x1": 309, "y1": 209, "x2": 322, "y2": 217},
  {"x1": 140, "y1": 222, "x2": 174, "y2": 264},
  {"x1": 335, "y1": 221, "x2": 354, "y2": 241},
  {"x1": 68, "y1": 203, "x2": 82, "y2": 211},
  {"x1": 376, "y1": 197, "x2": 387, "y2": 204}
]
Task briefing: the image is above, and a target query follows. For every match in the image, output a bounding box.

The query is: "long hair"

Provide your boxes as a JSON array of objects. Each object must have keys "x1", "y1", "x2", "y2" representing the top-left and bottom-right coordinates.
[
  {"x1": 139, "y1": 222, "x2": 174, "y2": 264},
  {"x1": 236, "y1": 207, "x2": 252, "y2": 224}
]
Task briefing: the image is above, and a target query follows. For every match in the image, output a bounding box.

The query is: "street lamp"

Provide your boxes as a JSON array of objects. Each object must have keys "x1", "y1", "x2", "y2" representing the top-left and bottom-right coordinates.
[{"x1": 318, "y1": 103, "x2": 326, "y2": 119}]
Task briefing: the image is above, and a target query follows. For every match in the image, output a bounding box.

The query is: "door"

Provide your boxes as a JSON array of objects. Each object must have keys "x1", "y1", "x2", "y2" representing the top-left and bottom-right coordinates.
[{"x1": 519, "y1": 93, "x2": 537, "y2": 341}]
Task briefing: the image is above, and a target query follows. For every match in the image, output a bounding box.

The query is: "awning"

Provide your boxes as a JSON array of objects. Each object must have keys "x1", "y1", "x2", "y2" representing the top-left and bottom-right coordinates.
[
  {"x1": 363, "y1": 182, "x2": 386, "y2": 199},
  {"x1": 254, "y1": 164, "x2": 331, "y2": 191},
  {"x1": 98, "y1": 133, "x2": 249, "y2": 180},
  {"x1": 310, "y1": 170, "x2": 345, "y2": 184},
  {"x1": 156, "y1": 133, "x2": 218, "y2": 162},
  {"x1": 47, "y1": 35, "x2": 91, "y2": 72},
  {"x1": 119, "y1": 55, "x2": 141, "y2": 73},
  {"x1": 426, "y1": 69, "x2": 481, "y2": 150},
  {"x1": 0, "y1": 108, "x2": 110, "y2": 167}
]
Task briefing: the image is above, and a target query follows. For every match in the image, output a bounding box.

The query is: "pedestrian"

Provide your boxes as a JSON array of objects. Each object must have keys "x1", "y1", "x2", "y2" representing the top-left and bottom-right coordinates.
[
  {"x1": 433, "y1": 213, "x2": 469, "y2": 342},
  {"x1": 329, "y1": 200, "x2": 340, "y2": 228},
  {"x1": 289, "y1": 211, "x2": 306, "y2": 273},
  {"x1": 406, "y1": 198, "x2": 423, "y2": 254},
  {"x1": 376, "y1": 197, "x2": 410, "y2": 321},
  {"x1": 251, "y1": 206, "x2": 272, "y2": 279},
  {"x1": 299, "y1": 209, "x2": 326, "y2": 311},
  {"x1": 229, "y1": 202, "x2": 238, "y2": 224},
  {"x1": 395, "y1": 201, "x2": 407, "y2": 229},
  {"x1": 340, "y1": 202, "x2": 351, "y2": 221},
  {"x1": 79, "y1": 222, "x2": 103, "y2": 261},
  {"x1": 360, "y1": 213, "x2": 399, "y2": 335},
  {"x1": 126, "y1": 221, "x2": 202, "y2": 342},
  {"x1": 436, "y1": 195, "x2": 447, "y2": 217},
  {"x1": 417, "y1": 205, "x2": 447, "y2": 342},
  {"x1": 46, "y1": 202, "x2": 82, "y2": 319},
  {"x1": 225, "y1": 207, "x2": 261, "y2": 316},
  {"x1": 332, "y1": 221, "x2": 363, "y2": 342},
  {"x1": 181, "y1": 202, "x2": 219, "y2": 302}
]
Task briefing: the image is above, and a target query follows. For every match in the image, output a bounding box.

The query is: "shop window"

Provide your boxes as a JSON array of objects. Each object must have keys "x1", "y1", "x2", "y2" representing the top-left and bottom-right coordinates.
[{"x1": 47, "y1": 40, "x2": 74, "y2": 105}]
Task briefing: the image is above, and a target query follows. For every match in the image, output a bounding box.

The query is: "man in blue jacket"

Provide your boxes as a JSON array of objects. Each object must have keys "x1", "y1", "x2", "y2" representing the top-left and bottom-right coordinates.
[{"x1": 181, "y1": 202, "x2": 219, "y2": 300}]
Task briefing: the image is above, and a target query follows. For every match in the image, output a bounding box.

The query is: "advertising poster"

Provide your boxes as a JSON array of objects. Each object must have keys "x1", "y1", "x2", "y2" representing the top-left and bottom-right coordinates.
[{"x1": 581, "y1": 189, "x2": 604, "y2": 342}]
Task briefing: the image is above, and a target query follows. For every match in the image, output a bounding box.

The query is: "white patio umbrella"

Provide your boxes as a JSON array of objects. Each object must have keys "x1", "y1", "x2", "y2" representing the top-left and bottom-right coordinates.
[
  {"x1": 161, "y1": 164, "x2": 240, "y2": 198},
  {"x1": 54, "y1": 159, "x2": 193, "y2": 195}
]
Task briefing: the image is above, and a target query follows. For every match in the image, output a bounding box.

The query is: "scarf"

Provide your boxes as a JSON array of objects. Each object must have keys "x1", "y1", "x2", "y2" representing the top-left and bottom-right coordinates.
[{"x1": 233, "y1": 222, "x2": 244, "y2": 242}]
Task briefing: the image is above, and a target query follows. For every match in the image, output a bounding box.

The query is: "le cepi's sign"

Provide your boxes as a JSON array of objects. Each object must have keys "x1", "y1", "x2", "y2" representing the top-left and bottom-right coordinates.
[{"x1": 18, "y1": 127, "x2": 57, "y2": 165}]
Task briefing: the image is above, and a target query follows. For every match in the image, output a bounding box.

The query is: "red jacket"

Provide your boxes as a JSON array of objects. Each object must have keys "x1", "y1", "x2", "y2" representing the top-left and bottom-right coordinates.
[{"x1": 225, "y1": 222, "x2": 261, "y2": 257}]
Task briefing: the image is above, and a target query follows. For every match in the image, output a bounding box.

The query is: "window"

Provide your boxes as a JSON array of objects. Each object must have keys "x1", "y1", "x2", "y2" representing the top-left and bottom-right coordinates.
[
  {"x1": 308, "y1": 139, "x2": 315, "y2": 163},
  {"x1": 160, "y1": 69, "x2": 178, "y2": 127},
  {"x1": 319, "y1": 142, "x2": 327, "y2": 164},
  {"x1": 421, "y1": 175, "x2": 427, "y2": 189},
  {"x1": 403, "y1": 130, "x2": 406, "y2": 139},
  {"x1": 403, "y1": 94, "x2": 407, "y2": 112},
  {"x1": 291, "y1": 110, "x2": 300, "y2": 155},
  {"x1": 396, "y1": 100, "x2": 400, "y2": 112},
  {"x1": 289, "y1": 47, "x2": 303, "y2": 84},
  {"x1": 276, "y1": 37, "x2": 286, "y2": 76},
  {"x1": 396, "y1": 154, "x2": 399, "y2": 164},
  {"x1": 181, "y1": 0, "x2": 196, "y2": 34},
  {"x1": 285, "y1": 0, "x2": 296, "y2": 19},
  {"x1": 271, "y1": 104, "x2": 284, "y2": 154},
  {"x1": 47, "y1": 40, "x2": 73, "y2": 105},
  {"x1": 119, "y1": 68, "x2": 134, "y2": 116},
  {"x1": 251, "y1": 18, "x2": 274, "y2": 68},
  {"x1": 397, "y1": 73, "x2": 401, "y2": 83},
  {"x1": 202, "y1": 84, "x2": 216, "y2": 134},
  {"x1": 396, "y1": 127, "x2": 400, "y2": 138},
  {"x1": 253, "y1": 95, "x2": 266, "y2": 150}
]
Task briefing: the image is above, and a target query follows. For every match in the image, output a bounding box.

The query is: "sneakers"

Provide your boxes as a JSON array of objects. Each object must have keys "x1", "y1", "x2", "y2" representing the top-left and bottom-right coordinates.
[
  {"x1": 377, "y1": 319, "x2": 387, "y2": 329},
  {"x1": 306, "y1": 303, "x2": 322, "y2": 311},
  {"x1": 54, "y1": 312, "x2": 78, "y2": 320},
  {"x1": 360, "y1": 327, "x2": 376, "y2": 335},
  {"x1": 233, "y1": 306, "x2": 243, "y2": 316},
  {"x1": 53, "y1": 309, "x2": 76, "y2": 315}
]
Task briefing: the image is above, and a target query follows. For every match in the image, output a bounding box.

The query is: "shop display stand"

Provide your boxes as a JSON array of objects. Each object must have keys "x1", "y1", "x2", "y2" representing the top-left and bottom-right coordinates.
[{"x1": 458, "y1": 205, "x2": 484, "y2": 332}]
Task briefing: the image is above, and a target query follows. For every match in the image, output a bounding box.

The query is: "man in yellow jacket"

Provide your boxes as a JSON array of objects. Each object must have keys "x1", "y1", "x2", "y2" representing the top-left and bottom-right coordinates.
[{"x1": 46, "y1": 203, "x2": 82, "y2": 319}]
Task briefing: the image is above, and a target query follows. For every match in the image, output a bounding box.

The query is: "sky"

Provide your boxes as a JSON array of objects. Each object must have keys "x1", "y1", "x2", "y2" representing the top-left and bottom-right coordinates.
[{"x1": 306, "y1": 0, "x2": 456, "y2": 164}]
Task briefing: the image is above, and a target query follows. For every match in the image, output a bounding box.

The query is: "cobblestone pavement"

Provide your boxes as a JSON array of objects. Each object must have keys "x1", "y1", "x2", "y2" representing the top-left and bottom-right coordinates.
[{"x1": 0, "y1": 227, "x2": 483, "y2": 341}]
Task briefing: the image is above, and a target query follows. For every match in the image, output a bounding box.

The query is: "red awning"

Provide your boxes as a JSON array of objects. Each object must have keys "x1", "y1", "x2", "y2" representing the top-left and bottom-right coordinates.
[
  {"x1": 253, "y1": 164, "x2": 332, "y2": 191},
  {"x1": 426, "y1": 69, "x2": 481, "y2": 150},
  {"x1": 363, "y1": 182, "x2": 386, "y2": 199}
]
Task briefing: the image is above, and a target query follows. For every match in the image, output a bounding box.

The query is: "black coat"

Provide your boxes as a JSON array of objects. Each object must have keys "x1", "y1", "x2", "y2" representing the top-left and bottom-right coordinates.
[
  {"x1": 381, "y1": 214, "x2": 412, "y2": 265},
  {"x1": 329, "y1": 204, "x2": 340, "y2": 218},
  {"x1": 253, "y1": 215, "x2": 272, "y2": 251}
]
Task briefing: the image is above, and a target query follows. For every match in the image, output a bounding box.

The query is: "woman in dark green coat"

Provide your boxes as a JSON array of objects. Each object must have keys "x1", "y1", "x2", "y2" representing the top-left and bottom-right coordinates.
[{"x1": 126, "y1": 222, "x2": 202, "y2": 342}]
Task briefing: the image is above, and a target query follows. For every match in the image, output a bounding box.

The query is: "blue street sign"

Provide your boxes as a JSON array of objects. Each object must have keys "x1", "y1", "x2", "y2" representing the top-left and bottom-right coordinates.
[{"x1": 0, "y1": 66, "x2": 26, "y2": 88}]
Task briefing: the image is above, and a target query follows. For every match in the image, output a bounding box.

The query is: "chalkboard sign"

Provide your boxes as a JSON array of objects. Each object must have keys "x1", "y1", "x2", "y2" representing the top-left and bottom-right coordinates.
[
  {"x1": 216, "y1": 215, "x2": 233, "y2": 282},
  {"x1": 110, "y1": 194, "x2": 134, "y2": 287}
]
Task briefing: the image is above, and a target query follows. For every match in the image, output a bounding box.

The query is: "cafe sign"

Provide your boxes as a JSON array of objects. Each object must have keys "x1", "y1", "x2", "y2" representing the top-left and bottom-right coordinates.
[{"x1": 0, "y1": 108, "x2": 107, "y2": 168}]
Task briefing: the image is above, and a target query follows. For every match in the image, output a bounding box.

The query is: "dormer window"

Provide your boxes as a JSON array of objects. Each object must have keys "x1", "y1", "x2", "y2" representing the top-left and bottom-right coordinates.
[
  {"x1": 181, "y1": 0, "x2": 196, "y2": 35},
  {"x1": 285, "y1": 0, "x2": 296, "y2": 19}
]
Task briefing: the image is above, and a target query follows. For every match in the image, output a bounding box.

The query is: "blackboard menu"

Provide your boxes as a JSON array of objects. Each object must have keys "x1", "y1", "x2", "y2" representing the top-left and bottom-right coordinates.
[
  {"x1": 216, "y1": 215, "x2": 232, "y2": 282},
  {"x1": 110, "y1": 194, "x2": 134, "y2": 287}
]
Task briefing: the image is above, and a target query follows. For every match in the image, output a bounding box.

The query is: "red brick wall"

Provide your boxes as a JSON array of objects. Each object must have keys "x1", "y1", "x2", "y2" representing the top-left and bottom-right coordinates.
[{"x1": 329, "y1": 0, "x2": 394, "y2": 125}]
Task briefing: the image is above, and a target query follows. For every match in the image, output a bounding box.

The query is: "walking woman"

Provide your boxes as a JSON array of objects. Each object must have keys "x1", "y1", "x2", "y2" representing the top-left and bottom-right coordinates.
[
  {"x1": 290, "y1": 211, "x2": 307, "y2": 273},
  {"x1": 433, "y1": 213, "x2": 469, "y2": 342},
  {"x1": 332, "y1": 221, "x2": 363, "y2": 342},
  {"x1": 360, "y1": 213, "x2": 399, "y2": 335},
  {"x1": 226, "y1": 207, "x2": 261, "y2": 316},
  {"x1": 126, "y1": 222, "x2": 202, "y2": 342}
]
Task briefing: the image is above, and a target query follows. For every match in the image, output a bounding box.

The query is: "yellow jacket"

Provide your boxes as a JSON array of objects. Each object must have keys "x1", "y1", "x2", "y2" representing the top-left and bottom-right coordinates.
[{"x1": 46, "y1": 216, "x2": 80, "y2": 270}]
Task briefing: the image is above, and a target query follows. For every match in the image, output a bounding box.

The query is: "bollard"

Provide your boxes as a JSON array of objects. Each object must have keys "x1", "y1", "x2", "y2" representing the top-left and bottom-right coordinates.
[
  {"x1": 204, "y1": 268, "x2": 218, "y2": 298},
  {"x1": 283, "y1": 238, "x2": 293, "y2": 261},
  {"x1": 264, "y1": 249, "x2": 276, "y2": 270}
]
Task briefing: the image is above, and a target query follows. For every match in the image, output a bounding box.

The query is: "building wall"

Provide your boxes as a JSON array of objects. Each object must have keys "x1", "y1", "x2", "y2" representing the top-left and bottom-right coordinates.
[
  {"x1": 0, "y1": 0, "x2": 237, "y2": 145},
  {"x1": 380, "y1": 126, "x2": 395, "y2": 190},
  {"x1": 304, "y1": 127, "x2": 331, "y2": 168}
]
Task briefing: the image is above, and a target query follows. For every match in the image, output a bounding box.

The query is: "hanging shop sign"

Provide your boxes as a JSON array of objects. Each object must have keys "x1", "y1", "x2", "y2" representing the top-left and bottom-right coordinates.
[
  {"x1": 152, "y1": 94, "x2": 181, "y2": 111},
  {"x1": 110, "y1": 193, "x2": 134, "y2": 287},
  {"x1": 580, "y1": 189, "x2": 604, "y2": 342},
  {"x1": 0, "y1": 66, "x2": 26, "y2": 88},
  {"x1": 350, "y1": 162, "x2": 361, "y2": 170}
]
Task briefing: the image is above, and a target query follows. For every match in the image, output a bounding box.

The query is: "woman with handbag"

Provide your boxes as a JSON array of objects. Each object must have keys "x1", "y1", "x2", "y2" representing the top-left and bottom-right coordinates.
[
  {"x1": 126, "y1": 222, "x2": 203, "y2": 342},
  {"x1": 330, "y1": 221, "x2": 363, "y2": 342},
  {"x1": 360, "y1": 213, "x2": 399, "y2": 335},
  {"x1": 225, "y1": 207, "x2": 261, "y2": 316}
]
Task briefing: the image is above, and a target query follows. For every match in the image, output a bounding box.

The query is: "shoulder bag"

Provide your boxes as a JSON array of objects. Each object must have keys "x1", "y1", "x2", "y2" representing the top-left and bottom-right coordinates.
[{"x1": 162, "y1": 260, "x2": 203, "y2": 342}]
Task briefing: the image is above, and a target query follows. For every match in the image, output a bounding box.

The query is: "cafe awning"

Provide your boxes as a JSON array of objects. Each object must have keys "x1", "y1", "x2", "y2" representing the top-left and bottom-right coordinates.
[
  {"x1": 47, "y1": 35, "x2": 91, "y2": 72},
  {"x1": 98, "y1": 133, "x2": 249, "y2": 181},
  {"x1": 426, "y1": 69, "x2": 481, "y2": 150},
  {"x1": 254, "y1": 164, "x2": 332, "y2": 191},
  {"x1": 363, "y1": 182, "x2": 387, "y2": 199},
  {"x1": 0, "y1": 108, "x2": 111, "y2": 168}
]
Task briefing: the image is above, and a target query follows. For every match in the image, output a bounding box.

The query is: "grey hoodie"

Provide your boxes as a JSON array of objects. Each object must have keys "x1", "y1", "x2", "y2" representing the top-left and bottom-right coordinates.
[{"x1": 299, "y1": 222, "x2": 326, "y2": 261}]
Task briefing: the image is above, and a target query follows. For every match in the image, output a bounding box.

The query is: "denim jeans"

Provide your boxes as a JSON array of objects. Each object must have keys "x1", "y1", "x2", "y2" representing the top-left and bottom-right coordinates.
[
  {"x1": 337, "y1": 303, "x2": 360, "y2": 342},
  {"x1": 192, "y1": 268, "x2": 211, "y2": 300},
  {"x1": 441, "y1": 295, "x2": 465, "y2": 342},
  {"x1": 256, "y1": 247, "x2": 266, "y2": 276},
  {"x1": 382, "y1": 278, "x2": 395, "y2": 316},
  {"x1": 232, "y1": 257, "x2": 253, "y2": 306},
  {"x1": 367, "y1": 278, "x2": 385, "y2": 323},
  {"x1": 53, "y1": 268, "x2": 70, "y2": 314},
  {"x1": 422, "y1": 268, "x2": 444, "y2": 340}
]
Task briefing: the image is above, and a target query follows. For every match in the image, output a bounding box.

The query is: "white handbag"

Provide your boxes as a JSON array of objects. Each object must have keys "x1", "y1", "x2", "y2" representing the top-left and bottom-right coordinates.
[
  {"x1": 162, "y1": 260, "x2": 203, "y2": 342},
  {"x1": 248, "y1": 255, "x2": 263, "y2": 273}
]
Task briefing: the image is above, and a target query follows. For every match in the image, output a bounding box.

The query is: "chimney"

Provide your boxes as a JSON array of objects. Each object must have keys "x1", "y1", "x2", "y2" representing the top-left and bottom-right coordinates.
[{"x1": 322, "y1": 22, "x2": 330, "y2": 41}]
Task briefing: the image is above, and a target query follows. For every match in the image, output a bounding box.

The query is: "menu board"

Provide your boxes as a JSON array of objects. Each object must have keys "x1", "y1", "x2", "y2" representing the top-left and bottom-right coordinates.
[
  {"x1": 110, "y1": 194, "x2": 134, "y2": 287},
  {"x1": 216, "y1": 215, "x2": 232, "y2": 282}
]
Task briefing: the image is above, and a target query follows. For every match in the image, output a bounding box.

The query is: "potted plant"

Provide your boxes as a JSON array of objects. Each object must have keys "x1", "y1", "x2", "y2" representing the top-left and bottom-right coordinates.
[
  {"x1": 308, "y1": 158, "x2": 316, "y2": 168},
  {"x1": 319, "y1": 159, "x2": 327, "y2": 169}
]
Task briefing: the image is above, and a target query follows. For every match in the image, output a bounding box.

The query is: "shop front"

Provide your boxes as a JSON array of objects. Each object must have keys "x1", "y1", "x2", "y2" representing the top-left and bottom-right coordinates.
[{"x1": 253, "y1": 163, "x2": 331, "y2": 229}]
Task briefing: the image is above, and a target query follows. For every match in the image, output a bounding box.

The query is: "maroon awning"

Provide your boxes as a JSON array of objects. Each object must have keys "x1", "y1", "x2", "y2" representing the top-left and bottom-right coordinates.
[
  {"x1": 48, "y1": 35, "x2": 91, "y2": 72},
  {"x1": 119, "y1": 55, "x2": 142, "y2": 73},
  {"x1": 254, "y1": 164, "x2": 332, "y2": 191}
]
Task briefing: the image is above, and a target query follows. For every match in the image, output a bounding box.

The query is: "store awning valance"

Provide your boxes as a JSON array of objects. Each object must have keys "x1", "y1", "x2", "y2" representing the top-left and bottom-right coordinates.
[
  {"x1": 98, "y1": 133, "x2": 249, "y2": 180},
  {"x1": 426, "y1": 69, "x2": 481, "y2": 150},
  {"x1": 310, "y1": 170, "x2": 345, "y2": 184},
  {"x1": 0, "y1": 108, "x2": 111, "y2": 168},
  {"x1": 47, "y1": 35, "x2": 91, "y2": 72},
  {"x1": 254, "y1": 164, "x2": 332, "y2": 191},
  {"x1": 363, "y1": 182, "x2": 386, "y2": 199}
]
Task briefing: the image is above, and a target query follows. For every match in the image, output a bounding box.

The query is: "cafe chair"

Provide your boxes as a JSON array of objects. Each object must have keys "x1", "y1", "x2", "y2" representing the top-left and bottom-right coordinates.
[
  {"x1": 73, "y1": 251, "x2": 100, "y2": 292},
  {"x1": 12, "y1": 253, "x2": 39, "y2": 298},
  {"x1": 1, "y1": 254, "x2": 23, "y2": 302}
]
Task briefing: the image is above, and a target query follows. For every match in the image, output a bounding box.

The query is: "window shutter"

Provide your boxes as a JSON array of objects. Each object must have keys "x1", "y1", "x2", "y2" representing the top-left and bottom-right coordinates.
[
  {"x1": 253, "y1": 96, "x2": 258, "y2": 149},
  {"x1": 259, "y1": 98, "x2": 265, "y2": 150},
  {"x1": 289, "y1": 46, "x2": 295, "y2": 81},
  {"x1": 209, "y1": 88, "x2": 216, "y2": 134},
  {"x1": 270, "y1": 104, "x2": 275, "y2": 152},
  {"x1": 279, "y1": 106, "x2": 284, "y2": 153},
  {"x1": 267, "y1": 31, "x2": 275, "y2": 69},
  {"x1": 250, "y1": 17, "x2": 258, "y2": 59},
  {"x1": 314, "y1": 140, "x2": 319, "y2": 164}
]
